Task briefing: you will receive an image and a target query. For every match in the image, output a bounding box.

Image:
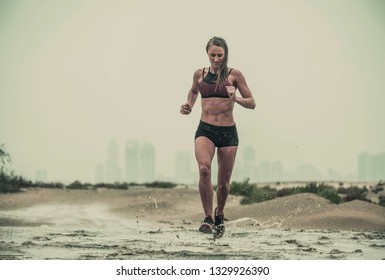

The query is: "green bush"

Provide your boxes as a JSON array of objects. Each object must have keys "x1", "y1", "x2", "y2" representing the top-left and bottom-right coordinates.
[
  {"x1": 337, "y1": 187, "x2": 348, "y2": 194},
  {"x1": 319, "y1": 189, "x2": 342, "y2": 204},
  {"x1": 109, "y1": 182, "x2": 130, "y2": 190},
  {"x1": 66, "y1": 180, "x2": 88, "y2": 189},
  {"x1": 230, "y1": 180, "x2": 346, "y2": 205},
  {"x1": 0, "y1": 171, "x2": 32, "y2": 193},
  {"x1": 276, "y1": 188, "x2": 294, "y2": 197},
  {"x1": 0, "y1": 181, "x2": 21, "y2": 193},
  {"x1": 373, "y1": 185, "x2": 384, "y2": 194},
  {"x1": 342, "y1": 186, "x2": 369, "y2": 202},
  {"x1": 230, "y1": 178, "x2": 254, "y2": 196},
  {"x1": 38, "y1": 182, "x2": 65, "y2": 189},
  {"x1": 230, "y1": 179, "x2": 278, "y2": 204},
  {"x1": 247, "y1": 186, "x2": 277, "y2": 204},
  {"x1": 0, "y1": 144, "x2": 11, "y2": 168},
  {"x1": 144, "y1": 181, "x2": 177, "y2": 189},
  {"x1": 276, "y1": 187, "x2": 303, "y2": 197},
  {"x1": 303, "y1": 182, "x2": 318, "y2": 193},
  {"x1": 379, "y1": 195, "x2": 385, "y2": 207}
]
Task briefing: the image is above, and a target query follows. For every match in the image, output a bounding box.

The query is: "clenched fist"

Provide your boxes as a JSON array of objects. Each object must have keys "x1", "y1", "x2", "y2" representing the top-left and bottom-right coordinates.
[
  {"x1": 226, "y1": 86, "x2": 236, "y2": 100},
  {"x1": 180, "y1": 103, "x2": 192, "y2": 115}
]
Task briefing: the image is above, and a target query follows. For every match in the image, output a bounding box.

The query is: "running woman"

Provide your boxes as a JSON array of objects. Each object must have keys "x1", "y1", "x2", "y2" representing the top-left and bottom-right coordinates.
[{"x1": 180, "y1": 36, "x2": 256, "y2": 236}]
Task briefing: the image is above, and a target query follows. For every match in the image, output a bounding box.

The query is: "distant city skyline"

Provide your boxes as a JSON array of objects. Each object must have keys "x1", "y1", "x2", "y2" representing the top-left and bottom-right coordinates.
[
  {"x1": 94, "y1": 139, "x2": 155, "y2": 184},
  {"x1": 31, "y1": 140, "x2": 384, "y2": 184},
  {"x1": 358, "y1": 152, "x2": 385, "y2": 182}
]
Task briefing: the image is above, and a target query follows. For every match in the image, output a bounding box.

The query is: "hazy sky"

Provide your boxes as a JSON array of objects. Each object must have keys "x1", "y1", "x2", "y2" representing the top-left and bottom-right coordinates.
[{"x1": 1, "y1": 0, "x2": 385, "y2": 183}]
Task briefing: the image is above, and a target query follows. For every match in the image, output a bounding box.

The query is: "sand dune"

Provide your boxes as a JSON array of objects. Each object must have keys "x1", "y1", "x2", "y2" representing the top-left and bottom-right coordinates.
[
  {"x1": 0, "y1": 186, "x2": 384, "y2": 260},
  {"x1": 226, "y1": 193, "x2": 385, "y2": 231}
]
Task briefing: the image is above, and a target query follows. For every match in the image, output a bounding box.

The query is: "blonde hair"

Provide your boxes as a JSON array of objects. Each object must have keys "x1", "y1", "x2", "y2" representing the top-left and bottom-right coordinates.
[{"x1": 206, "y1": 36, "x2": 229, "y2": 90}]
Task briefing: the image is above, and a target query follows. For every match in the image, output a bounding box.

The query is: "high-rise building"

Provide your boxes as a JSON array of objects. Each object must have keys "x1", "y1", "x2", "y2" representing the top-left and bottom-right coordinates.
[
  {"x1": 175, "y1": 150, "x2": 192, "y2": 184},
  {"x1": 243, "y1": 145, "x2": 257, "y2": 181},
  {"x1": 258, "y1": 161, "x2": 270, "y2": 182},
  {"x1": 139, "y1": 141, "x2": 155, "y2": 182},
  {"x1": 271, "y1": 161, "x2": 283, "y2": 182},
  {"x1": 125, "y1": 141, "x2": 139, "y2": 183},
  {"x1": 372, "y1": 153, "x2": 385, "y2": 181},
  {"x1": 123, "y1": 140, "x2": 156, "y2": 183},
  {"x1": 358, "y1": 152, "x2": 369, "y2": 181},
  {"x1": 358, "y1": 152, "x2": 385, "y2": 181},
  {"x1": 297, "y1": 164, "x2": 322, "y2": 181},
  {"x1": 325, "y1": 169, "x2": 343, "y2": 181},
  {"x1": 105, "y1": 139, "x2": 121, "y2": 183}
]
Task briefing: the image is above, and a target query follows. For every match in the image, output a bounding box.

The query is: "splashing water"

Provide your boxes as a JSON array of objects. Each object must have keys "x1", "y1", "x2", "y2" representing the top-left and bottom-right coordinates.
[
  {"x1": 146, "y1": 196, "x2": 158, "y2": 208},
  {"x1": 225, "y1": 217, "x2": 284, "y2": 237}
]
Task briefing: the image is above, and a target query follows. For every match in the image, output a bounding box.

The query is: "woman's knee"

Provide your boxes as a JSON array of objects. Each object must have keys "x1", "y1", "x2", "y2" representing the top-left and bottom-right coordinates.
[{"x1": 199, "y1": 164, "x2": 211, "y2": 177}]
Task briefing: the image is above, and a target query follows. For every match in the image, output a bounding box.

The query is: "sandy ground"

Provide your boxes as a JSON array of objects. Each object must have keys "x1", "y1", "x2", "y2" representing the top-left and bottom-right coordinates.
[{"x1": 0, "y1": 185, "x2": 384, "y2": 260}]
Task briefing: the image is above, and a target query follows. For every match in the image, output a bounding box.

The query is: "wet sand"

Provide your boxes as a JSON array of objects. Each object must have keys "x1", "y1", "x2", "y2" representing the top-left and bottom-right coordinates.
[{"x1": 1, "y1": 186, "x2": 384, "y2": 260}]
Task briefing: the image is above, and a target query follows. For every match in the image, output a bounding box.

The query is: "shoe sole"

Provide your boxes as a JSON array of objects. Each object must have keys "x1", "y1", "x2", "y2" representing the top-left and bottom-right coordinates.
[{"x1": 199, "y1": 223, "x2": 213, "y2": 234}]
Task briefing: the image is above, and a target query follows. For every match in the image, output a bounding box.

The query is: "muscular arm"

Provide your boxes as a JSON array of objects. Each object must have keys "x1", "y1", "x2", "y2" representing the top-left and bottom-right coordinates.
[
  {"x1": 228, "y1": 69, "x2": 256, "y2": 110},
  {"x1": 180, "y1": 69, "x2": 201, "y2": 115}
]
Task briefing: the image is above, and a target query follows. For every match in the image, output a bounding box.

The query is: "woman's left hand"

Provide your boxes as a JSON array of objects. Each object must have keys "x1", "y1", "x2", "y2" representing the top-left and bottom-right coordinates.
[{"x1": 226, "y1": 86, "x2": 236, "y2": 101}]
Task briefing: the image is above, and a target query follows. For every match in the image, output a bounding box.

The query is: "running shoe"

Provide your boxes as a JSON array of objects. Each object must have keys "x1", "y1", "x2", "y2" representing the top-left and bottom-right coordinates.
[
  {"x1": 199, "y1": 216, "x2": 214, "y2": 233},
  {"x1": 214, "y1": 208, "x2": 225, "y2": 237}
]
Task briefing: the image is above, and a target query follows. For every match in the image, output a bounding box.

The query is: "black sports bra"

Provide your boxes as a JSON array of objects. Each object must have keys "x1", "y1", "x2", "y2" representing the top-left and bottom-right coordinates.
[{"x1": 198, "y1": 67, "x2": 234, "y2": 98}]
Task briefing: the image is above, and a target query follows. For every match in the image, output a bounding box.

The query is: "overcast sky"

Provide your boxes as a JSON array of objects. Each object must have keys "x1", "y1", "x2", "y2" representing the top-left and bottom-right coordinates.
[{"x1": 1, "y1": 0, "x2": 384, "y2": 183}]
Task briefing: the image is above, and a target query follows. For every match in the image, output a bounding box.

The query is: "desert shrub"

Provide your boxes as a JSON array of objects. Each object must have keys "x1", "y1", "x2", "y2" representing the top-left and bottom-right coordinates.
[
  {"x1": 94, "y1": 183, "x2": 109, "y2": 189},
  {"x1": 0, "y1": 144, "x2": 11, "y2": 169},
  {"x1": 66, "y1": 180, "x2": 88, "y2": 190},
  {"x1": 108, "y1": 182, "x2": 135, "y2": 189},
  {"x1": 303, "y1": 182, "x2": 318, "y2": 193},
  {"x1": 38, "y1": 182, "x2": 65, "y2": 189},
  {"x1": 276, "y1": 187, "x2": 304, "y2": 197},
  {"x1": 8, "y1": 175, "x2": 33, "y2": 188},
  {"x1": 315, "y1": 183, "x2": 341, "y2": 203},
  {"x1": 337, "y1": 187, "x2": 348, "y2": 194},
  {"x1": 319, "y1": 188, "x2": 342, "y2": 204},
  {"x1": 343, "y1": 186, "x2": 369, "y2": 202},
  {"x1": 144, "y1": 181, "x2": 177, "y2": 189},
  {"x1": 373, "y1": 185, "x2": 384, "y2": 194},
  {"x1": 230, "y1": 178, "x2": 254, "y2": 197},
  {"x1": 0, "y1": 181, "x2": 21, "y2": 193},
  {"x1": 94, "y1": 183, "x2": 125, "y2": 189},
  {"x1": 232, "y1": 180, "x2": 345, "y2": 205},
  {"x1": 276, "y1": 188, "x2": 294, "y2": 197},
  {"x1": 379, "y1": 195, "x2": 385, "y2": 207},
  {"x1": 233, "y1": 181, "x2": 374, "y2": 205},
  {"x1": 0, "y1": 145, "x2": 34, "y2": 193},
  {"x1": 290, "y1": 183, "x2": 342, "y2": 204},
  {"x1": 246, "y1": 186, "x2": 277, "y2": 204},
  {"x1": 0, "y1": 171, "x2": 32, "y2": 193},
  {"x1": 377, "y1": 180, "x2": 385, "y2": 187},
  {"x1": 230, "y1": 179, "x2": 278, "y2": 204}
]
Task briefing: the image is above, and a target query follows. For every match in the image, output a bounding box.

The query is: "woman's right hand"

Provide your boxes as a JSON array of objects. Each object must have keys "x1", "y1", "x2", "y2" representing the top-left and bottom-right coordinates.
[{"x1": 180, "y1": 103, "x2": 192, "y2": 115}]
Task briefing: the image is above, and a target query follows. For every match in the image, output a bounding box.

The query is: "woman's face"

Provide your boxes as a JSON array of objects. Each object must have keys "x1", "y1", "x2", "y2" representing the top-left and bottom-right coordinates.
[{"x1": 207, "y1": 45, "x2": 225, "y2": 69}]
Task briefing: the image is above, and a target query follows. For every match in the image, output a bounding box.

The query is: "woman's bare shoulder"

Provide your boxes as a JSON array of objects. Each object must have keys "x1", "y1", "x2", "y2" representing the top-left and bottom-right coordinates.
[
  {"x1": 193, "y1": 68, "x2": 204, "y2": 80},
  {"x1": 229, "y1": 67, "x2": 242, "y2": 76},
  {"x1": 229, "y1": 67, "x2": 247, "y2": 81}
]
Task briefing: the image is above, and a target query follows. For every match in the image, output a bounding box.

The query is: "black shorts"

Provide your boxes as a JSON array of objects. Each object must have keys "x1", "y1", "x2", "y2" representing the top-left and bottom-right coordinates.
[{"x1": 195, "y1": 120, "x2": 239, "y2": 148}]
